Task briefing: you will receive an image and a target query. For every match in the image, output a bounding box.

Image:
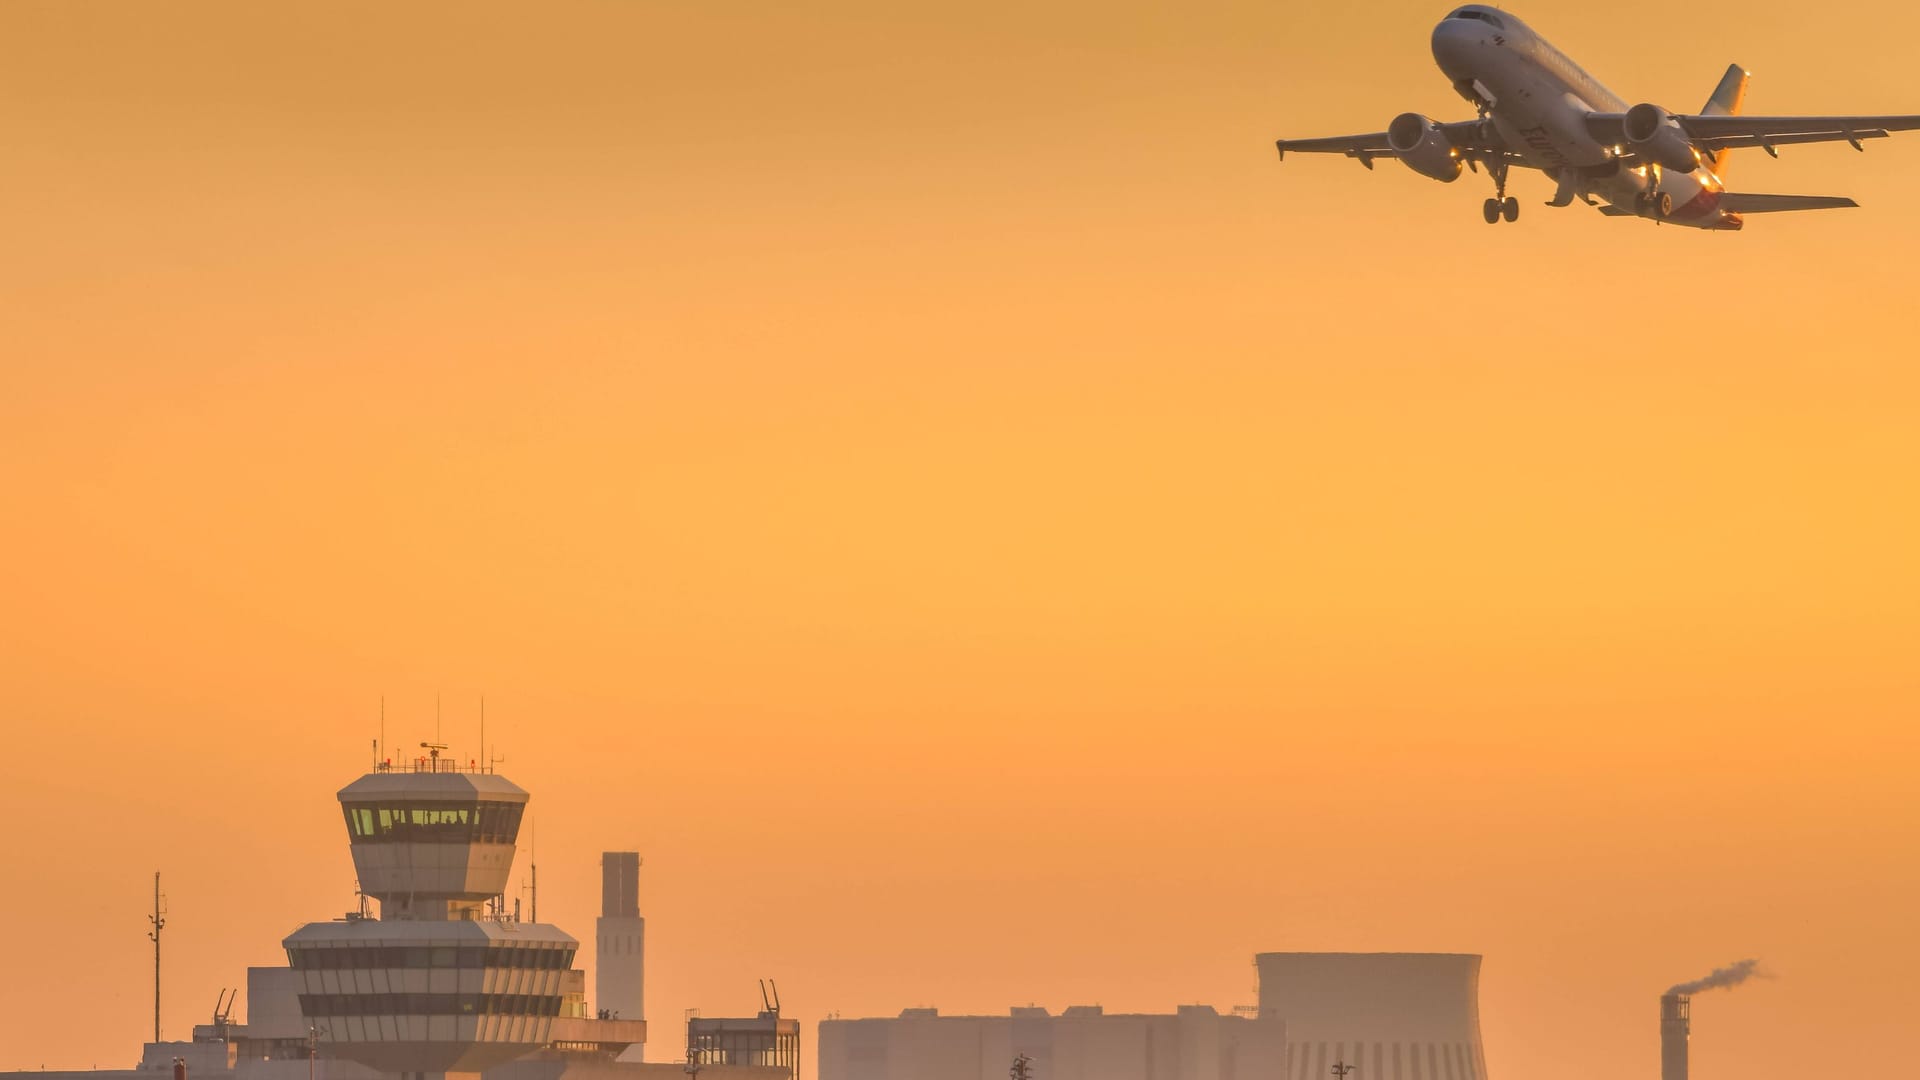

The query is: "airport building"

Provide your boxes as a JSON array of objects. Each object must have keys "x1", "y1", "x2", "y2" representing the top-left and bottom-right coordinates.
[
  {"x1": 5, "y1": 753, "x2": 1495, "y2": 1080},
  {"x1": 817, "y1": 1003, "x2": 1284, "y2": 1080},
  {"x1": 1, "y1": 756, "x2": 789, "y2": 1080},
  {"x1": 818, "y1": 952, "x2": 1489, "y2": 1080},
  {"x1": 688, "y1": 989, "x2": 802, "y2": 1077}
]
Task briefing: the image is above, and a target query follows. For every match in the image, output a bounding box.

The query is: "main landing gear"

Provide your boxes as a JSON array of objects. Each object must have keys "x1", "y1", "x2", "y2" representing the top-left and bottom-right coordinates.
[
  {"x1": 1481, "y1": 158, "x2": 1519, "y2": 224},
  {"x1": 1633, "y1": 165, "x2": 1672, "y2": 219}
]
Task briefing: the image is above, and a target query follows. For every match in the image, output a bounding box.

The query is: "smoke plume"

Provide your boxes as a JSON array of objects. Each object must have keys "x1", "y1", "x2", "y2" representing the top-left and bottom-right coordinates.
[{"x1": 1666, "y1": 958, "x2": 1763, "y2": 996}]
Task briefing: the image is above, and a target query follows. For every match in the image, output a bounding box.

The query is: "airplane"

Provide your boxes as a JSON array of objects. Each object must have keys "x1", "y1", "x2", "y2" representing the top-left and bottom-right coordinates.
[{"x1": 1274, "y1": 6, "x2": 1920, "y2": 229}]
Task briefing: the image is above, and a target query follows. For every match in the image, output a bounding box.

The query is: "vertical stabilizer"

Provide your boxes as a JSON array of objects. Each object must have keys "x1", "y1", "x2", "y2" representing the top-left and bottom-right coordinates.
[{"x1": 1703, "y1": 64, "x2": 1750, "y2": 175}]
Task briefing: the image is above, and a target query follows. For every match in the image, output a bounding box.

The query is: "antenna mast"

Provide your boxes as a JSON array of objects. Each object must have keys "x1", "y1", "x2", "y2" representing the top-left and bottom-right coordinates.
[
  {"x1": 147, "y1": 871, "x2": 166, "y2": 1043},
  {"x1": 519, "y1": 817, "x2": 539, "y2": 923}
]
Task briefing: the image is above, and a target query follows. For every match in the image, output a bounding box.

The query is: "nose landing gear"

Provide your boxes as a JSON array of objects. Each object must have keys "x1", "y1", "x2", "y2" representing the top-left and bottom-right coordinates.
[{"x1": 1481, "y1": 158, "x2": 1519, "y2": 224}]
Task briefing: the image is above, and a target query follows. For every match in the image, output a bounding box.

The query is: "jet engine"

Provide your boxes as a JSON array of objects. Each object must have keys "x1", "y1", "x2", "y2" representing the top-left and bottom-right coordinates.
[
  {"x1": 1623, "y1": 103, "x2": 1701, "y2": 172},
  {"x1": 1387, "y1": 112, "x2": 1464, "y2": 183}
]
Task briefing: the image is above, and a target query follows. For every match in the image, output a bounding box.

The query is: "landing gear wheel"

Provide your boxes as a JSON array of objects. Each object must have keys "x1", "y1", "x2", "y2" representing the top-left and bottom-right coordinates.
[
  {"x1": 1482, "y1": 157, "x2": 1514, "y2": 224},
  {"x1": 1656, "y1": 192, "x2": 1673, "y2": 218}
]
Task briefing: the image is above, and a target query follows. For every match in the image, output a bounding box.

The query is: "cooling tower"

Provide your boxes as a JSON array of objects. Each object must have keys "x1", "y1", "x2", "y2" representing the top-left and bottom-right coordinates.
[
  {"x1": 1256, "y1": 953, "x2": 1489, "y2": 1080},
  {"x1": 1660, "y1": 994, "x2": 1689, "y2": 1080}
]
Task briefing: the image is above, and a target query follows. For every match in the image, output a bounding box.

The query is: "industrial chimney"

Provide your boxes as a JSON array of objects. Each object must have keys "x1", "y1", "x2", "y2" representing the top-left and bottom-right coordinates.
[
  {"x1": 1661, "y1": 993, "x2": 1690, "y2": 1080},
  {"x1": 597, "y1": 852, "x2": 646, "y2": 1025}
]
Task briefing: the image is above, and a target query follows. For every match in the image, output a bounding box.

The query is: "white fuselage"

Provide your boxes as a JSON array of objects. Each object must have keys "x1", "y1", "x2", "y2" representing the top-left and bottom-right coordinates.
[{"x1": 1431, "y1": 13, "x2": 1741, "y2": 229}]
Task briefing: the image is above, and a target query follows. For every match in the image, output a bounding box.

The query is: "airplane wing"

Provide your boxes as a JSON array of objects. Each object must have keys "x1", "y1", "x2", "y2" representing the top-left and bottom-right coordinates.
[
  {"x1": 1584, "y1": 113, "x2": 1920, "y2": 153},
  {"x1": 1275, "y1": 120, "x2": 1525, "y2": 168}
]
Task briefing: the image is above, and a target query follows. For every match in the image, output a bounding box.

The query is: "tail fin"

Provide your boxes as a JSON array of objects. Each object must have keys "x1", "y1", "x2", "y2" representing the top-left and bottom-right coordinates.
[{"x1": 1702, "y1": 64, "x2": 1750, "y2": 176}]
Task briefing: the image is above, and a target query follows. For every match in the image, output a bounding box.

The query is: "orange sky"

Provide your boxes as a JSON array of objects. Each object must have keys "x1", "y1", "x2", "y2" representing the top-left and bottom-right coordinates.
[{"x1": 1, "y1": 1, "x2": 1917, "y2": 1077}]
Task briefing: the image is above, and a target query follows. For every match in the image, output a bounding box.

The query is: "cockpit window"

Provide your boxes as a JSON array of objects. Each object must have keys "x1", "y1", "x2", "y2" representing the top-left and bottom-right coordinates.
[{"x1": 1449, "y1": 9, "x2": 1506, "y2": 28}]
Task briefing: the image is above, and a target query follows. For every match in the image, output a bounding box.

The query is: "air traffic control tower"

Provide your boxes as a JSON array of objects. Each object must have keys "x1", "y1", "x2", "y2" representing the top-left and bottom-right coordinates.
[{"x1": 283, "y1": 752, "x2": 641, "y2": 1080}]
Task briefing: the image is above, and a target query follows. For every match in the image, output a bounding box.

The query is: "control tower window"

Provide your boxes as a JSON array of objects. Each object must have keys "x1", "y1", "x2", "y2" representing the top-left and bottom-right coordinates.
[{"x1": 342, "y1": 800, "x2": 525, "y2": 844}]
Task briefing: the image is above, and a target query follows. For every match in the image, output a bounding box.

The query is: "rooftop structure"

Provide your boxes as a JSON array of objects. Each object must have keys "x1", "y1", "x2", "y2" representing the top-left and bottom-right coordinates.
[{"x1": 688, "y1": 984, "x2": 800, "y2": 1079}]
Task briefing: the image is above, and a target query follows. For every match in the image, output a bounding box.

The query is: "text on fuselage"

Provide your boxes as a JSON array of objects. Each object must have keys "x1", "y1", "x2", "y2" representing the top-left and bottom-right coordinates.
[{"x1": 1516, "y1": 124, "x2": 1569, "y2": 167}]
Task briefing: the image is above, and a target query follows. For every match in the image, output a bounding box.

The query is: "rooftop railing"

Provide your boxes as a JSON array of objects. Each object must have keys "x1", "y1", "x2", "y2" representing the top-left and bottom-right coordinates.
[{"x1": 373, "y1": 755, "x2": 498, "y2": 775}]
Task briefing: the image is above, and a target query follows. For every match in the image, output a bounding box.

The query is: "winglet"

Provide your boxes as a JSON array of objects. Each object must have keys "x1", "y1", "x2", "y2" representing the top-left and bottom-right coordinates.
[{"x1": 1275, "y1": 140, "x2": 1286, "y2": 162}]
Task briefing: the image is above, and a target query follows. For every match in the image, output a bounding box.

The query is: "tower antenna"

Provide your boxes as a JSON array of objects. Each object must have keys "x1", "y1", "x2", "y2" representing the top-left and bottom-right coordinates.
[
  {"x1": 480, "y1": 695, "x2": 485, "y2": 774},
  {"x1": 147, "y1": 872, "x2": 166, "y2": 1043}
]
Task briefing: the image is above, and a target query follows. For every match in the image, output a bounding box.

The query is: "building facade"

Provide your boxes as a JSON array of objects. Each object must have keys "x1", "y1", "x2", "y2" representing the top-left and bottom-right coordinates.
[{"x1": 818, "y1": 1004, "x2": 1284, "y2": 1080}]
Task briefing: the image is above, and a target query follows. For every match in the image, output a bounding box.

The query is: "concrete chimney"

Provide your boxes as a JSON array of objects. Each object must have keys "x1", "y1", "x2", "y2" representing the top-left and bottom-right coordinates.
[
  {"x1": 1660, "y1": 993, "x2": 1690, "y2": 1080},
  {"x1": 597, "y1": 852, "x2": 645, "y2": 1026}
]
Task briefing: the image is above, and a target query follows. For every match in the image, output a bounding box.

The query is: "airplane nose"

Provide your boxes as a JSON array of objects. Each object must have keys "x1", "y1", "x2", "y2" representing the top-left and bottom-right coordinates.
[{"x1": 1430, "y1": 19, "x2": 1478, "y2": 79}]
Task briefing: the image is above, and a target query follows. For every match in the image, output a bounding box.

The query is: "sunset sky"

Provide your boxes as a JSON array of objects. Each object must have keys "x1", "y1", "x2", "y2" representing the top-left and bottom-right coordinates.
[{"x1": 1, "y1": 1, "x2": 1916, "y2": 1077}]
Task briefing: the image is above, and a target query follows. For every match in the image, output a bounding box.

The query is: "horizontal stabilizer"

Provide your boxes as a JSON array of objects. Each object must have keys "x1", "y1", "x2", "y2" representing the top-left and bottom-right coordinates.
[{"x1": 1719, "y1": 193, "x2": 1859, "y2": 213}]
